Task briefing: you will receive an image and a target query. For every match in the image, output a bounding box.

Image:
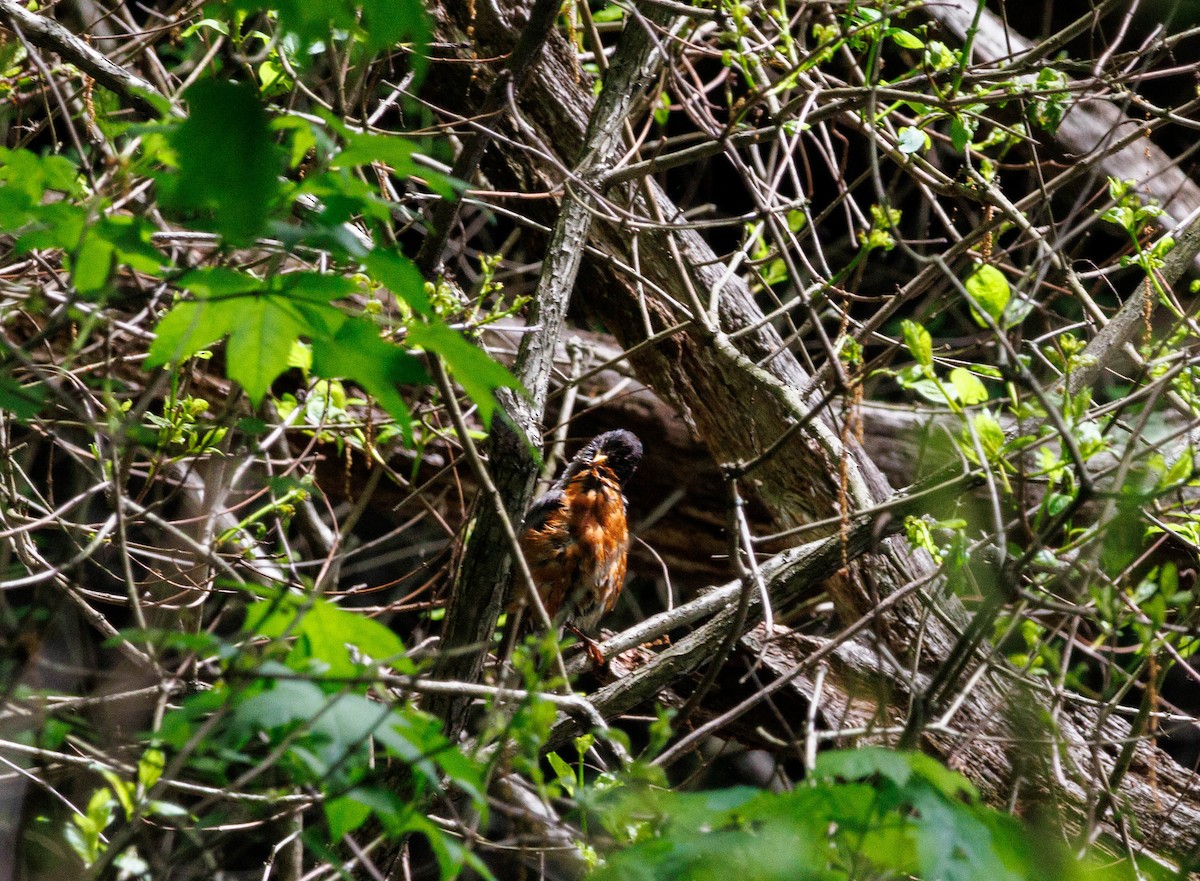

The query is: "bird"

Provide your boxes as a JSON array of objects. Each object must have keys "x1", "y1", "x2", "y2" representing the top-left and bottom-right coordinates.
[{"x1": 507, "y1": 429, "x2": 643, "y2": 665}]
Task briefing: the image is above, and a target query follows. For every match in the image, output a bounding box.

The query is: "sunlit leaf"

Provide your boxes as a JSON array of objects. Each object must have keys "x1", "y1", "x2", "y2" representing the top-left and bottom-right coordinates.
[
  {"x1": 965, "y1": 264, "x2": 1010, "y2": 327},
  {"x1": 407, "y1": 322, "x2": 521, "y2": 426},
  {"x1": 900, "y1": 319, "x2": 933, "y2": 367},
  {"x1": 949, "y1": 367, "x2": 988, "y2": 405}
]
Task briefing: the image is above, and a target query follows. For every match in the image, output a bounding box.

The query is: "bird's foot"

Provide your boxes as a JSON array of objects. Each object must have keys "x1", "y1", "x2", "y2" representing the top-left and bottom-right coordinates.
[{"x1": 566, "y1": 623, "x2": 606, "y2": 667}]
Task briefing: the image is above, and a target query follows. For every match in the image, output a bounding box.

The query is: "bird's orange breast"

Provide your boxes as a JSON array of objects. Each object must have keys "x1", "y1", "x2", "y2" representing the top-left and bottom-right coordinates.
[{"x1": 515, "y1": 465, "x2": 629, "y2": 630}]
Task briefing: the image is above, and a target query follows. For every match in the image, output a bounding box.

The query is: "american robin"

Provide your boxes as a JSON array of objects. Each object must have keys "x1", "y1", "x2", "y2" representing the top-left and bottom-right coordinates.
[{"x1": 507, "y1": 429, "x2": 643, "y2": 664}]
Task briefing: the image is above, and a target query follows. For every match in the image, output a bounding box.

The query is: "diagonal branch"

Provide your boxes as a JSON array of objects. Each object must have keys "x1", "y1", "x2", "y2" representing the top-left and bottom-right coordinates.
[{"x1": 0, "y1": 0, "x2": 164, "y2": 116}]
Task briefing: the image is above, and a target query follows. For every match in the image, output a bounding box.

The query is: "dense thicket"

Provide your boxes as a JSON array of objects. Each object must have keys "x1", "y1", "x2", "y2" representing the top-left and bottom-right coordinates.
[{"x1": 1, "y1": 0, "x2": 1199, "y2": 878}]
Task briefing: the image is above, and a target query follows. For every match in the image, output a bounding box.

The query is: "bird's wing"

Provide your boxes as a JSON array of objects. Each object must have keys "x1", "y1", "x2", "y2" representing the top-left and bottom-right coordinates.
[{"x1": 521, "y1": 488, "x2": 566, "y2": 533}]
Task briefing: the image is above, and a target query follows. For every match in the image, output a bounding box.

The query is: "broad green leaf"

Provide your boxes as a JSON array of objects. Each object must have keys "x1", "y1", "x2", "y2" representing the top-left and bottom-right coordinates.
[
  {"x1": 964, "y1": 264, "x2": 1010, "y2": 327},
  {"x1": 888, "y1": 27, "x2": 924, "y2": 49},
  {"x1": 231, "y1": 677, "x2": 326, "y2": 735},
  {"x1": 815, "y1": 747, "x2": 915, "y2": 787},
  {"x1": 137, "y1": 747, "x2": 165, "y2": 790},
  {"x1": 93, "y1": 215, "x2": 166, "y2": 273},
  {"x1": 146, "y1": 300, "x2": 235, "y2": 367},
  {"x1": 365, "y1": 249, "x2": 431, "y2": 315},
  {"x1": 275, "y1": 271, "x2": 359, "y2": 303},
  {"x1": 950, "y1": 115, "x2": 973, "y2": 153},
  {"x1": 0, "y1": 187, "x2": 32, "y2": 231},
  {"x1": 225, "y1": 295, "x2": 307, "y2": 402},
  {"x1": 900, "y1": 319, "x2": 933, "y2": 367},
  {"x1": 180, "y1": 17, "x2": 229, "y2": 37},
  {"x1": 0, "y1": 372, "x2": 46, "y2": 420},
  {"x1": 904, "y1": 751, "x2": 977, "y2": 800},
  {"x1": 1160, "y1": 448, "x2": 1195, "y2": 489},
  {"x1": 71, "y1": 232, "x2": 116, "y2": 296},
  {"x1": 310, "y1": 316, "x2": 428, "y2": 437},
  {"x1": 360, "y1": 0, "x2": 431, "y2": 70},
  {"x1": 15, "y1": 201, "x2": 86, "y2": 252},
  {"x1": 245, "y1": 594, "x2": 410, "y2": 677},
  {"x1": 547, "y1": 752, "x2": 576, "y2": 790},
  {"x1": 949, "y1": 367, "x2": 988, "y2": 405},
  {"x1": 971, "y1": 411, "x2": 1005, "y2": 460},
  {"x1": 407, "y1": 322, "x2": 521, "y2": 426},
  {"x1": 333, "y1": 131, "x2": 418, "y2": 171},
  {"x1": 178, "y1": 267, "x2": 263, "y2": 297},
  {"x1": 333, "y1": 133, "x2": 458, "y2": 199},
  {"x1": 159, "y1": 80, "x2": 283, "y2": 244},
  {"x1": 150, "y1": 271, "x2": 377, "y2": 405},
  {"x1": 592, "y1": 3, "x2": 625, "y2": 21},
  {"x1": 302, "y1": 597, "x2": 408, "y2": 676},
  {"x1": 0, "y1": 147, "x2": 82, "y2": 200},
  {"x1": 234, "y1": 0, "x2": 429, "y2": 74},
  {"x1": 325, "y1": 794, "x2": 372, "y2": 840},
  {"x1": 910, "y1": 789, "x2": 1008, "y2": 881}
]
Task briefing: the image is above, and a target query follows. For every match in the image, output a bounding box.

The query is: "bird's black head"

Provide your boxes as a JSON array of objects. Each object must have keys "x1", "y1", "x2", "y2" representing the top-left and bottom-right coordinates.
[{"x1": 579, "y1": 429, "x2": 643, "y2": 486}]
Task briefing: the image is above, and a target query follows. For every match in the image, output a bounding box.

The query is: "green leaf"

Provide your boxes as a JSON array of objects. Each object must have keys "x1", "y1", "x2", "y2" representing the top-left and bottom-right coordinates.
[
  {"x1": 548, "y1": 752, "x2": 576, "y2": 792},
  {"x1": 159, "y1": 80, "x2": 283, "y2": 244},
  {"x1": 334, "y1": 133, "x2": 459, "y2": 200},
  {"x1": 950, "y1": 115, "x2": 974, "y2": 153},
  {"x1": 325, "y1": 794, "x2": 373, "y2": 840},
  {"x1": 137, "y1": 747, "x2": 165, "y2": 790},
  {"x1": 904, "y1": 751, "x2": 977, "y2": 800},
  {"x1": 70, "y1": 230, "x2": 116, "y2": 296},
  {"x1": 245, "y1": 594, "x2": 410, "y2": 677},
  {"x1": 592, "y1": 3, "x2": 625, "y2": 21},
  {"x1": 93, "y1": 215, "x2": 166, "y2": 274},
  {"x1": 180, "y1": 17, "x2": 230, "y2": 37},
  {"x1": 360, "y1": 0, "x2": 431, "y2": 64},
  {"x1": 408, "y1": 322, "x2": 521, "y2": 426},
  {"x1": 15, "y1": 201, "x2": 87, "y2": 252},
  {"x1": 888, "y1": 27, "x2": 924, "y2": 49},
  {"x1": 815, "y1": 747, "x2": 916, "y2": 787},
  {"x1": 234, "y1": 0, "x2": 429, "y2": 77},
  {"x1": 146, "y1": 299, "x2": 235, "y2": 368},
  {"x1": 964, "y1": 264, "x2": 1010, "y2": 327},
  {"x1": 225, "y1": 294, "x2": 307, "y2": 402},
  {"x1": 231, "y1": 677, "x2": 327, "y2": 735},
  {"x1": 178, "y1": 267, "x2": 264, "y2": 297},
  {"x1": 949, "y1": 367, "x2": 988, "y2": 405},
  {"x1": 309, "y1": 316, "x2": 428, "y2": 438},
  {"x1": 365, "y1": 249, "x2": 431, "y2": 315},
  {"x1": 149, "y1": 270, "x2": 382, "y2": 405},
  {"x1": 0, "y1": 147, "x2": 82, "y2": 200},
  {"x1": 971, "y1": 411, "x2": 1005, "y2": 460},
  {"x1": 1158, "y1": 448, "x2": 1194, "y2": 490},
  {"x1": 900, "y1": 319, "x2": 933, "y2": 367},
  {"x1": 146, "y1": 291, "x2": 300, "y2": 404},
  {"x1": 0, "y1": 372, "x2": 46, "y2": 420}
]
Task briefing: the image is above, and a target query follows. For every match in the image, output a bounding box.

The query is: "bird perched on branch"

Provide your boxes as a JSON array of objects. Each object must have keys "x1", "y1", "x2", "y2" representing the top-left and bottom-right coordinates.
[{"x1": 506, "y1": 429, "x2": 643, "y2": 665}]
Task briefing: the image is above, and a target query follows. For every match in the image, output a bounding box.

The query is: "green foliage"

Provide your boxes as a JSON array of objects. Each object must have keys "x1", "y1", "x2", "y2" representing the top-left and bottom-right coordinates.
[
  {"x1": 964, "y1": 264, "x2": 1011, "y2": 328},
  {"x1": 230, "y1": 0, "x2": 431, "y2": 70},
  {"x1": 0, "y1": 62, "x2": 518, "y2": 432},
  {"x1": 151, "y1": 588, "x2": 487, "y2": 877},
  {"x1": 586, "y1": 749, "x2": 1139, "y2": 881},
  {"x1": 157, "y1": 80, "x2": 284, "y2": 244},
  {"x1": 1027, "y1": 68, "x2": 1070, "y2": 133},
  {"x1": 62, "y1": 749, "x2": 186, "y2": 873},
  {"x1": 137, "y1": 84, "x2": 518, "y2": 432}
]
